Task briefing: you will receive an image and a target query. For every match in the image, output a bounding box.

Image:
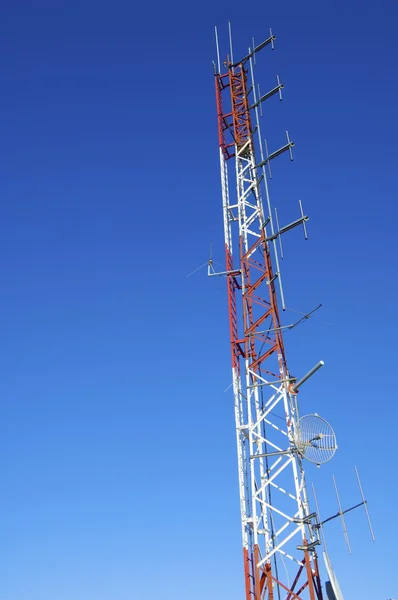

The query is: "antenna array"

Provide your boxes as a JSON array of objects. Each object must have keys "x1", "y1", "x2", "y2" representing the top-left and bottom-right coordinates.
[{"x1": 210, "y1": 23, "x2": 374, "y2": 600}]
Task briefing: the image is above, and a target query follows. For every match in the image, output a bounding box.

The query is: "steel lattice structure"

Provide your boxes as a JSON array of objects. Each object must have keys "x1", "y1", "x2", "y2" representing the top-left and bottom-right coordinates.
[{"x1": 212, "y1": 28, "x2": 324, "y2": 600}]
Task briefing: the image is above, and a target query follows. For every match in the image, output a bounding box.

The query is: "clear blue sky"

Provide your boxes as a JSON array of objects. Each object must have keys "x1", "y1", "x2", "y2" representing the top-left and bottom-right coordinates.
[{"x1": 1, "y1": 1, "x2": 397, "y2": 599}]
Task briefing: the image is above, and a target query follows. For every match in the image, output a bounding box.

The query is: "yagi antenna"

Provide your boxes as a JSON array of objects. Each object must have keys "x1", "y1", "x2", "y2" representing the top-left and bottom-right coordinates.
[
  {"x1": 259, "y1": 130, "x2": 295, "y2": 178},
  {"x1": 249, "y1": 75, "x2": 284, "y2": 111},
  {"x1": 267, "y1": 200, "x2": 309, "y2": 259},
  {"x1": 314, "y1": 467, "x2": 375, "y2": 554}
]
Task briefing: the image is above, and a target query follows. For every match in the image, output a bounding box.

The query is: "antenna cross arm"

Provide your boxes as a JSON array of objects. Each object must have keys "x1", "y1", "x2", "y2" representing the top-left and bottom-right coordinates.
[
  {"x1": 256, "y1": 139, "x2": 295, "y2": 169},
  {"x1": 249, "y1": 80, "x2": 284, "y2": 110},
  {"x1": 231, "y1": 33, "x2": 276, "y2": 67},
  {"x1": 265, "y1": 215, "x2": 309, "y2": 242},
  {"x1": 208, "y1": 264, "x2": 242, "y2": 278},
  {"x1": 317, "y1": 501, "x2": 366, "y2": 527}
]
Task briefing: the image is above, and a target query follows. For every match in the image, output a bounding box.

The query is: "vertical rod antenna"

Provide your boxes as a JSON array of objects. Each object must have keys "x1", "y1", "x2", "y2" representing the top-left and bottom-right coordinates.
[
  {"x1": 270, "y1": 28, "x2": 275, "y2": 50},
  {"x1": 299, "y1": 200, "x2": 308, "y2": 240},
  {"x1": 264, "y1": 139, "x2": 272, "y2": 178},
  {"x1": 248, "y1": 50, "x2": 286, "y2": 310},
  {"x1": 274, "y1": 207, "x2": 284, "y2": 259},
  {"x1": 355, "y1": 466, "x2": 376, "y2": 542},
  {"x1": 228, "y1": 21, "x2": 234, "y2": 67},
  {"x1": 332, "y1": 475, "x2": 352, "y2": 555},
  {"x1": 258, "y1": 84, "x2": 263, "y2": 117},
  {"x1": 312, "y1": 482, "x2": 328, "y2": 554},
  {"x1": 286, "y1": 130, "x2": 294, "y2": 161},
  {"x1": 277, "y1": 75, "x2": 283, "y2": 101},
  {"x1": 215, "y1": 26, "x2": 221, "y2": 74}
]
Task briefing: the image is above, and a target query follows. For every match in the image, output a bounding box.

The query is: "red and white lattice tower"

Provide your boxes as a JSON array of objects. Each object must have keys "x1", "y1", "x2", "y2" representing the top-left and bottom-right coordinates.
[{"x1": 212, "y1": 26, "x2": 325, "y2": 600}]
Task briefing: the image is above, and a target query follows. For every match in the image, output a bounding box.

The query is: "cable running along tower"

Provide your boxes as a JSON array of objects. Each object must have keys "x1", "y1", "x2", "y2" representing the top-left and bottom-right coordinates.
[{"x1": 212, "y1": 26, "x2": 326, "y2": 600}]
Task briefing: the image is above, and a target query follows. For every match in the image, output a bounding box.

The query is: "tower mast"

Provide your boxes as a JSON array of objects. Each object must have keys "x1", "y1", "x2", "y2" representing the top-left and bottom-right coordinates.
[{"x1": 213, "y1": 28, "x2": 323, "y2": 600}]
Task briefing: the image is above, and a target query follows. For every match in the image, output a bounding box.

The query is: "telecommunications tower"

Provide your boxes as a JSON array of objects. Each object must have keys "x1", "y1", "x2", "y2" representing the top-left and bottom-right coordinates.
[{"x1": 211, "y1": 25, "x2": 335, "y2": 600}]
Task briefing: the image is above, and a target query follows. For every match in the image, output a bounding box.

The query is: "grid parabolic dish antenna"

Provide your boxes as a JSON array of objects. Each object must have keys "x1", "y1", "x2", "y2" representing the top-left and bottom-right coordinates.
[{"x1": 294, "y1": 414, "x2": 337, "y2": 464}]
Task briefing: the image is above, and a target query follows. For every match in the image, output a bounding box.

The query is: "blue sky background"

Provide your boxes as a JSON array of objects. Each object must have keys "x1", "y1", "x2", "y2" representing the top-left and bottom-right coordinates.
[{"x1": 1, "y1": 1, "x2": 397, "y2": 599}]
